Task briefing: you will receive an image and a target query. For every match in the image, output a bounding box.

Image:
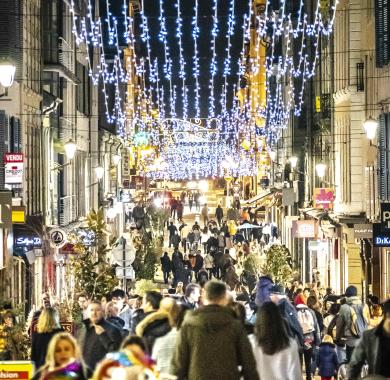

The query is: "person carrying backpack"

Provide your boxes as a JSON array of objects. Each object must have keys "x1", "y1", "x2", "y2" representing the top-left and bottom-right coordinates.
[
  {"x1": 296, "y1": 302, "x2": 321, "y2": 380},
  {"x1": 336, "y1": 285, "x2": 369, "y2": 363}
]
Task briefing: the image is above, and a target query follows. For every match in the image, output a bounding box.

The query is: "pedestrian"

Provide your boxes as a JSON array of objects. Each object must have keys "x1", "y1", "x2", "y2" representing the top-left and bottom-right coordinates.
[
  {"x1": 335, "y1": 285, "x2": 369, "y2": 362},
  {"x1": 177, "y1": 200, "x2": 184, "y2": 221},
  {"x1": 171, "y1": 197, "x2": 178, "y2": 219},
  {"x1": 160, "y1": 252, "x2": 172, "y2": 284},
  {"x1": 152, "y1": 301, "x2": 188, "y2": 375},
  {"x1": 250, "y1": 301, "x2": 302, "y2": 380},
  {"x1": 111, "y1": 288, "x2": 132, "y2": 333},
  {"x1": 171, "y1": 280, "x2": 259, "y2": 380},
  {"x1": 269, "y1": 284, "x2": 304, "y2": 352},
  {"x1": 171, "y1": 230, "x2": 181, "y2": 250},
  {"x1": 0, "y1": 310, "x2": 20, "y2": 360},
  {"x1": 348, "y1": 298, "x2": 390, "y2": 379},
  {"x1": 135, "y1": 291, "x2": 171, "y2": 353},
  {"x1": 296, "y1": 299, "x2": 321, "y2": 380},
  {"x1": 105, "y1": 301, "x2": 126, "y2": 338},
  {"x1": 204, "y1": 250, "x2": 214, "y2": 279},
  {"x1": 31, "y1": 307, "x2": 63, "y2": 369},
  {"x1": 77, "y1": 293, "x2": 90, "y2": 321},
  {"x1": 194, "y1": 250, "x2": 204, "y2": 280},
  {"x1": 167, "y1": 221, "x2": 177, "y2": 248},
  {"x1": 77, "y1": 301, "x2": 122, "y2": 370},
  {"x1": 201, "y1": 226, "x2": 210, "y2": 254},
  {"x1": 188, "y1": 193, "x2": 194, "y2": 211},
  {"x1": 201, "y1": 203, "x2": 209, "y2": 226},
  {"x1": 215, "y1": 204, "x2": 224, "y2": 227},
  {"x1": 180, "y1": 283, "x2": 201, "y2": 310},
  {"x1": 307, "y1": 295, "x2": 324, "y2": 333},
  {"x1": 316, "y1": 334, "x2": 338, "y2": 380},
  {"x1": 32, "y1": 332, "x2": 90, "y2": 380},
  {"x1": 194, "y1": 191, "x2": 200, "y2": 211}
]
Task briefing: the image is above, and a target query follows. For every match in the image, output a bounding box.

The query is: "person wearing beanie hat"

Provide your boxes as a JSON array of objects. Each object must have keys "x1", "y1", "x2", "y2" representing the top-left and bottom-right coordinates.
[
  {"x1": 316, "y1": 334, "x2": 338, "y2": 380},
  {"x1": 269, "y1": 284, "x2": 304, "y2": 354},
  {"x1": 336, "y1": 284, "x2": 369, "y2": 363}
]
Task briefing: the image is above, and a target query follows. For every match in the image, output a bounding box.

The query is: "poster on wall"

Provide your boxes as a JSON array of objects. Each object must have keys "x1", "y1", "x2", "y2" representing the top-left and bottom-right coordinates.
[{"x1": 4, "y1": 153, "x2": 24, "y2": 184}]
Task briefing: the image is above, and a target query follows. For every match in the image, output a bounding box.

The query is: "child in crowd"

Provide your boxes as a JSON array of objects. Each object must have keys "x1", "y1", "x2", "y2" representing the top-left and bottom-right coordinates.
[{"x1": 316, "y1": 334, "x2": 339, "y2": 380}]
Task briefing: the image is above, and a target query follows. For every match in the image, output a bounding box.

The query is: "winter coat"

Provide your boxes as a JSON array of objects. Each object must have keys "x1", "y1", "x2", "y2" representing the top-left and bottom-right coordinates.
[
  {"x1": 348, "y1": 320, "x2": 389, "y2": 379},
  {"x1": 135, "y1": 310, "x2": 171, "y2": 353},
  {"x1": 77, "y1": 318, "x2": 122, "y2": 370},
  {"x1": 255, "y1": 276, "x2": 274, "y2": 306},
  {"x1": 296, "y1": 304, "x2": 321, "y2": 348},
  {"x1": 194, "y1": 254, "x2": 204, "y2": 271},
  {"x1": 160, "y1": 255, "x2": 172, "y2": 272},
  {"x1": 31, "y1": 328, "x2": 63, "y2": 368},
  {"x1": 106, "y1": 316, "x2": 125, "y2": 332},
  {"x1": 224, "y1": 266, "x2": 240, "y2": 290},
  {"x1": 336, "y1": 296, "x2": 369, "y2": 347},
  {"x1": 130, "y1": 308, "x2": 145, "y2": 334},
  {"x1": 152, "y1": 327, "x2": 179, "y2": 374},
  {"x1": 171, "y1": 305, "x2": 259, "y2": 380},
  {"x1": 204, "y1": 254, "x2": 214, "y2": 269},
  {"x1": 316, "y1": 342, "x2": 338, "y2": 377},
  {"x1": 216, "y1": 207, "x2": 224, "y2": 220},
  {"x1": 118, "y1": 305, "x2": 132, "y2": 332},
  {"x1": 249, "y1": 336, "x2": 302, "y2": 380},
  {"x1": 278, "y1": 298, "x2": 304, "y2": 350}
]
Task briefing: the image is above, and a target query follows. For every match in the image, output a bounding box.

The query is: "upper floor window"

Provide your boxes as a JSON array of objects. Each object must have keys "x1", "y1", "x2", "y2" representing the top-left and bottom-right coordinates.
[{"x1": 375, "y1": 0, "x2": 390, "y2": 67}]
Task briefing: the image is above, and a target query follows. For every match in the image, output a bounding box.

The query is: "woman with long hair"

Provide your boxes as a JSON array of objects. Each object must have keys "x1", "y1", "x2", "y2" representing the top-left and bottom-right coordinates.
[
  {"x1": 31, "y1": 307, "x2": 63, "y2": 368},
  {"x1": 249, "y1": 302, "x2": 302, "y2": 380},
  {"x1": 33, "y1": 332, "x2": 89, "y2": 380}
]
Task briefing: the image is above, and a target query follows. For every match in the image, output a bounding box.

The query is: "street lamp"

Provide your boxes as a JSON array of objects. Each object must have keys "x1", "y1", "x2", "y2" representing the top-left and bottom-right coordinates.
[
  {"x1": 289, "y1": 156, "x2": 298, "y2": 169},
  {"x1": 112, "y1": 154, "x2": 121, "y2": 166},
  {"x1": 363, "y1": 116, "x2": 379, "y2": 141},
  {"x1": 0, "y1": 61, "x2": 16, "y2": 88},
  {"x1": 64, "y1": 139, "x2": 77, "y2": 160},
  {"x1": 315, "y1": 163, "x2": 327, "y2": 179},
  {"x1": 95, "y1": 165, "x2": 104, "y2": 180}
]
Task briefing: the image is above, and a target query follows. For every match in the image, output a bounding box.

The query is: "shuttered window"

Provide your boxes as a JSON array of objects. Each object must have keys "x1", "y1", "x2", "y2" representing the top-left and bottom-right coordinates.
[
  {"x1": 375, "y1": 0, "x2": 390, "y2": 67},
  {"x1": 378, "y1": 113, "x2": 390, "y2": 200}
]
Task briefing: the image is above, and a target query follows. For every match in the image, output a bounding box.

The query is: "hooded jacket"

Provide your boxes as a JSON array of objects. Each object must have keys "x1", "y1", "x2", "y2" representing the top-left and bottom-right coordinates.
[
  {"x1": 171, "y1": 305, "x2": 259, "y2": 380},
  {"x1": 135, "y1": 310, "x2": 171, "y2": 353},
  {"x1": 255, "y1": 276, "x2": 274, "y2": 306},
  {"x1": 316, "y1": 342, "x2": 338, "y2": 377},
  {"x1": 336, "y1": 296, "x2": 369, "y2": 346}
]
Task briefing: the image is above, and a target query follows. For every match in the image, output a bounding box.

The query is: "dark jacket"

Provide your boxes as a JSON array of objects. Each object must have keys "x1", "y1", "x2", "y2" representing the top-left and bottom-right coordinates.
[
  {"x1": 224, "y1": 265, "x2": 240, "y2": 290},
  {"x1": 106, "y1": 316, "x2": 126, "y2": 337},
  {"x1": 348, "y1": 321, "x2": 389, "y2": 379},
  {"x1": 135, "y1": 310, "x2": 171, "y2": 353},
  {"x1": 171, "y1": 305, "x2": 259, "y2": 380},
  {"x1": 160, "y1": 255, "x2": 172, "y2": 272},
  {"x1": 31, "y1": 328, "x2": 63, "y2": 368},
  {"x1": 316, "y1": 342, "x2": 338, "y2": 377},
  {"x1": 278, "y1": 298, "x2": 304, "y2": 350},
  {"x1": 77, "y1": 318, "x2": 122, "y2": 370},
  {"x1": 255, "y1": 276, "x2": 274, "y2": 306},
  {"x1": 216, "y1": 206, "x2": 224, "y2": 219},
  {"x1": 130, "y1": 308, "x2": 145, "y2": 334}
]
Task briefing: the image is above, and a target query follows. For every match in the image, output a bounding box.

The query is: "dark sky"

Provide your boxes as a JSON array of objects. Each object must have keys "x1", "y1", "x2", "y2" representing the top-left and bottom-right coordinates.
[{"x1": 131, "y1": 0, "x2": 250, "y2": 119}]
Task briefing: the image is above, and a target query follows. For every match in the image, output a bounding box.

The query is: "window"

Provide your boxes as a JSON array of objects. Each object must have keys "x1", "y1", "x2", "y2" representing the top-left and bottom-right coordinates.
[
  {"x1": 375, "y1": 0, "x2": 390, "y2": 67},
  {"x1": 378, "y1": 113, "x2": 390, "y2": 200}
]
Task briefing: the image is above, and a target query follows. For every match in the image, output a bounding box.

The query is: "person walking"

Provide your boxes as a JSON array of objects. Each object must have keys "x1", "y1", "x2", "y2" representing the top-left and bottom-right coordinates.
[
  {"x1": 160, "y1": 252, "x2": 172, "y2": 284},
  {"x1": 167, "y1": 221, "x2": 177, "y2": 248},
  {"x1": 31, "y1": 307, "x2": 63, "y2": 369},
  {"x1": 201, "y1": 203, "x2": 209, "y2": 226},
  {"x1": 177, "y1": 200, "x2": 184, "y2": 222},
  {"x1": 204, "y1": 251, "x2": 214, "y2": 279},
  {"x1": 348, "y1": 298, "x2": 390, "y2": 379},
  {"x1": 77, "y1": 301, "x2": 122, "y2": 370},
  {"x1": 215, "y1": 204, "x2": 224, "y2": 227},
  {"x1": 336, "y1": 285, "x2": 369, "y2": 362},
  {"x1": 171, "y1": 198, "x2": 178, "y2": 219},
  {"x1": 188, "y1": 193, "x2": 194, "y2": 211},
  {"x1": 316, "y1": 334, "x2": 339, "y2": 380},
  {"x1": 171, "y1": 280, "x2": 259, "y2": 380},
  {"x1": 249, "y1": 301, "x2": 302, "y2": 380}
]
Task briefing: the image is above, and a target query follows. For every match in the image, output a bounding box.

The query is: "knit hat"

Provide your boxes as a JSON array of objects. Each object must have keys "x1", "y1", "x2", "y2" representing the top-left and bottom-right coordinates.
[
  {"x1": 269, "y1": 284, "x2": 285, "y2": 295},
  {"x1": 345, "y1": 285, "x2": 357, "y2": 297}
]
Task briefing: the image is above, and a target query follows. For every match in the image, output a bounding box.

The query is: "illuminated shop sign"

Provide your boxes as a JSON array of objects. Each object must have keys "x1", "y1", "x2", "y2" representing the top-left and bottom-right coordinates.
[{"x1": 15, "y1": 237, "x2": 42, "y2": 247}]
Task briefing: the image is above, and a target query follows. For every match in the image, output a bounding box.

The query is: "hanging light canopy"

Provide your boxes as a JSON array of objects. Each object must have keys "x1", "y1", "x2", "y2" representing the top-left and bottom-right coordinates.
[
  {"x1": 363, "y1": 116, "x2": 379, "y2": 140},
  {"x1": 64, "y1": 139, "x2": 77, "y2": 160}
]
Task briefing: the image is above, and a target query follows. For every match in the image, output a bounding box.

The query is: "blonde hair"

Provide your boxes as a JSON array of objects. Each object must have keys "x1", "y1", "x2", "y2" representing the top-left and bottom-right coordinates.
[
  {"x1": 159, "y1": 297, "x2": 180, "y2": 327},
  {"x1": 36, "y1": 307, "x2": 61, "y2": 333},
  {"x1": 322, "y1": 334, "x2": 334, "y2": 344},
  {"x1": 45, "y1": 332, "x2": 82, "y2": 370}
]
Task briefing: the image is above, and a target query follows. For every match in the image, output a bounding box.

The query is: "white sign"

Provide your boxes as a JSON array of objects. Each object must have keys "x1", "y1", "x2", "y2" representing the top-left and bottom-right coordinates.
[
  {"x1": 4, "y1": 153, "x2": 24, "y2": 184},
  {"x1": 116, "y1": 266, "x2": 135, "y2": 279},
  {"x1": 49, "y1": 228, "x2": 67, "y2": 248}
]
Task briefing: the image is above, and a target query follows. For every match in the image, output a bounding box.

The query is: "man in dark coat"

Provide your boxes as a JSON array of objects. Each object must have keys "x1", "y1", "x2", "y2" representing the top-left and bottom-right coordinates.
[
  {"x1": 215, "y1": 205, "x2": 224, "y2": 227},
  {"x1": 77, "y1": 302, "x2": 122, "y2": 370},
  {"x1": 160, "y1": 252, "x2": 172, "y2": 284},
  {"x1": 171, "y1": 280, "x2": 259, "y2": 380},
  {"x1": 167, "y1": 222, "x2": 177, "y2": 248},
  {"x1": 348, "y1": 299, "x2": 390, "y2": 379}
]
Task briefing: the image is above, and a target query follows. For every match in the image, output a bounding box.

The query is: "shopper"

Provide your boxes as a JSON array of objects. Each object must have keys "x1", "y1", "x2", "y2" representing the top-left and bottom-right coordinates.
[
  {"x1": 171, "y1": 280, "x2": 259, "y2": 380},
  {"x1": 250, "y1": 301, "x2": 302, "y2": 380},
  {"x1": 31, "y1": 307, "x2": 63, "y2": 369},
  {"x1": 316, "y1": 334, "x2": 338, "y2": 380}
]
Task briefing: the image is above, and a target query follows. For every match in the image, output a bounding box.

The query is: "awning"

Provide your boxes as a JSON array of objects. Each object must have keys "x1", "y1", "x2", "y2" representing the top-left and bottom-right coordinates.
[
  {"x1": 241, "y1": 190, "x2": 273, "y2": 206},
  {"x1": 299, "y1": 208, "x2": 327, "y2": 220}
]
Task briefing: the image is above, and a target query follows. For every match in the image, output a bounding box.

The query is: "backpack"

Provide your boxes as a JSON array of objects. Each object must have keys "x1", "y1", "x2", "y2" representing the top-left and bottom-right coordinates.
[
  {"x1": 297, "y1": 307, "x2": 315, "y2": 334},
  {"x1": 349, "y1": 304, "x2": 367, "y2": 338}
]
